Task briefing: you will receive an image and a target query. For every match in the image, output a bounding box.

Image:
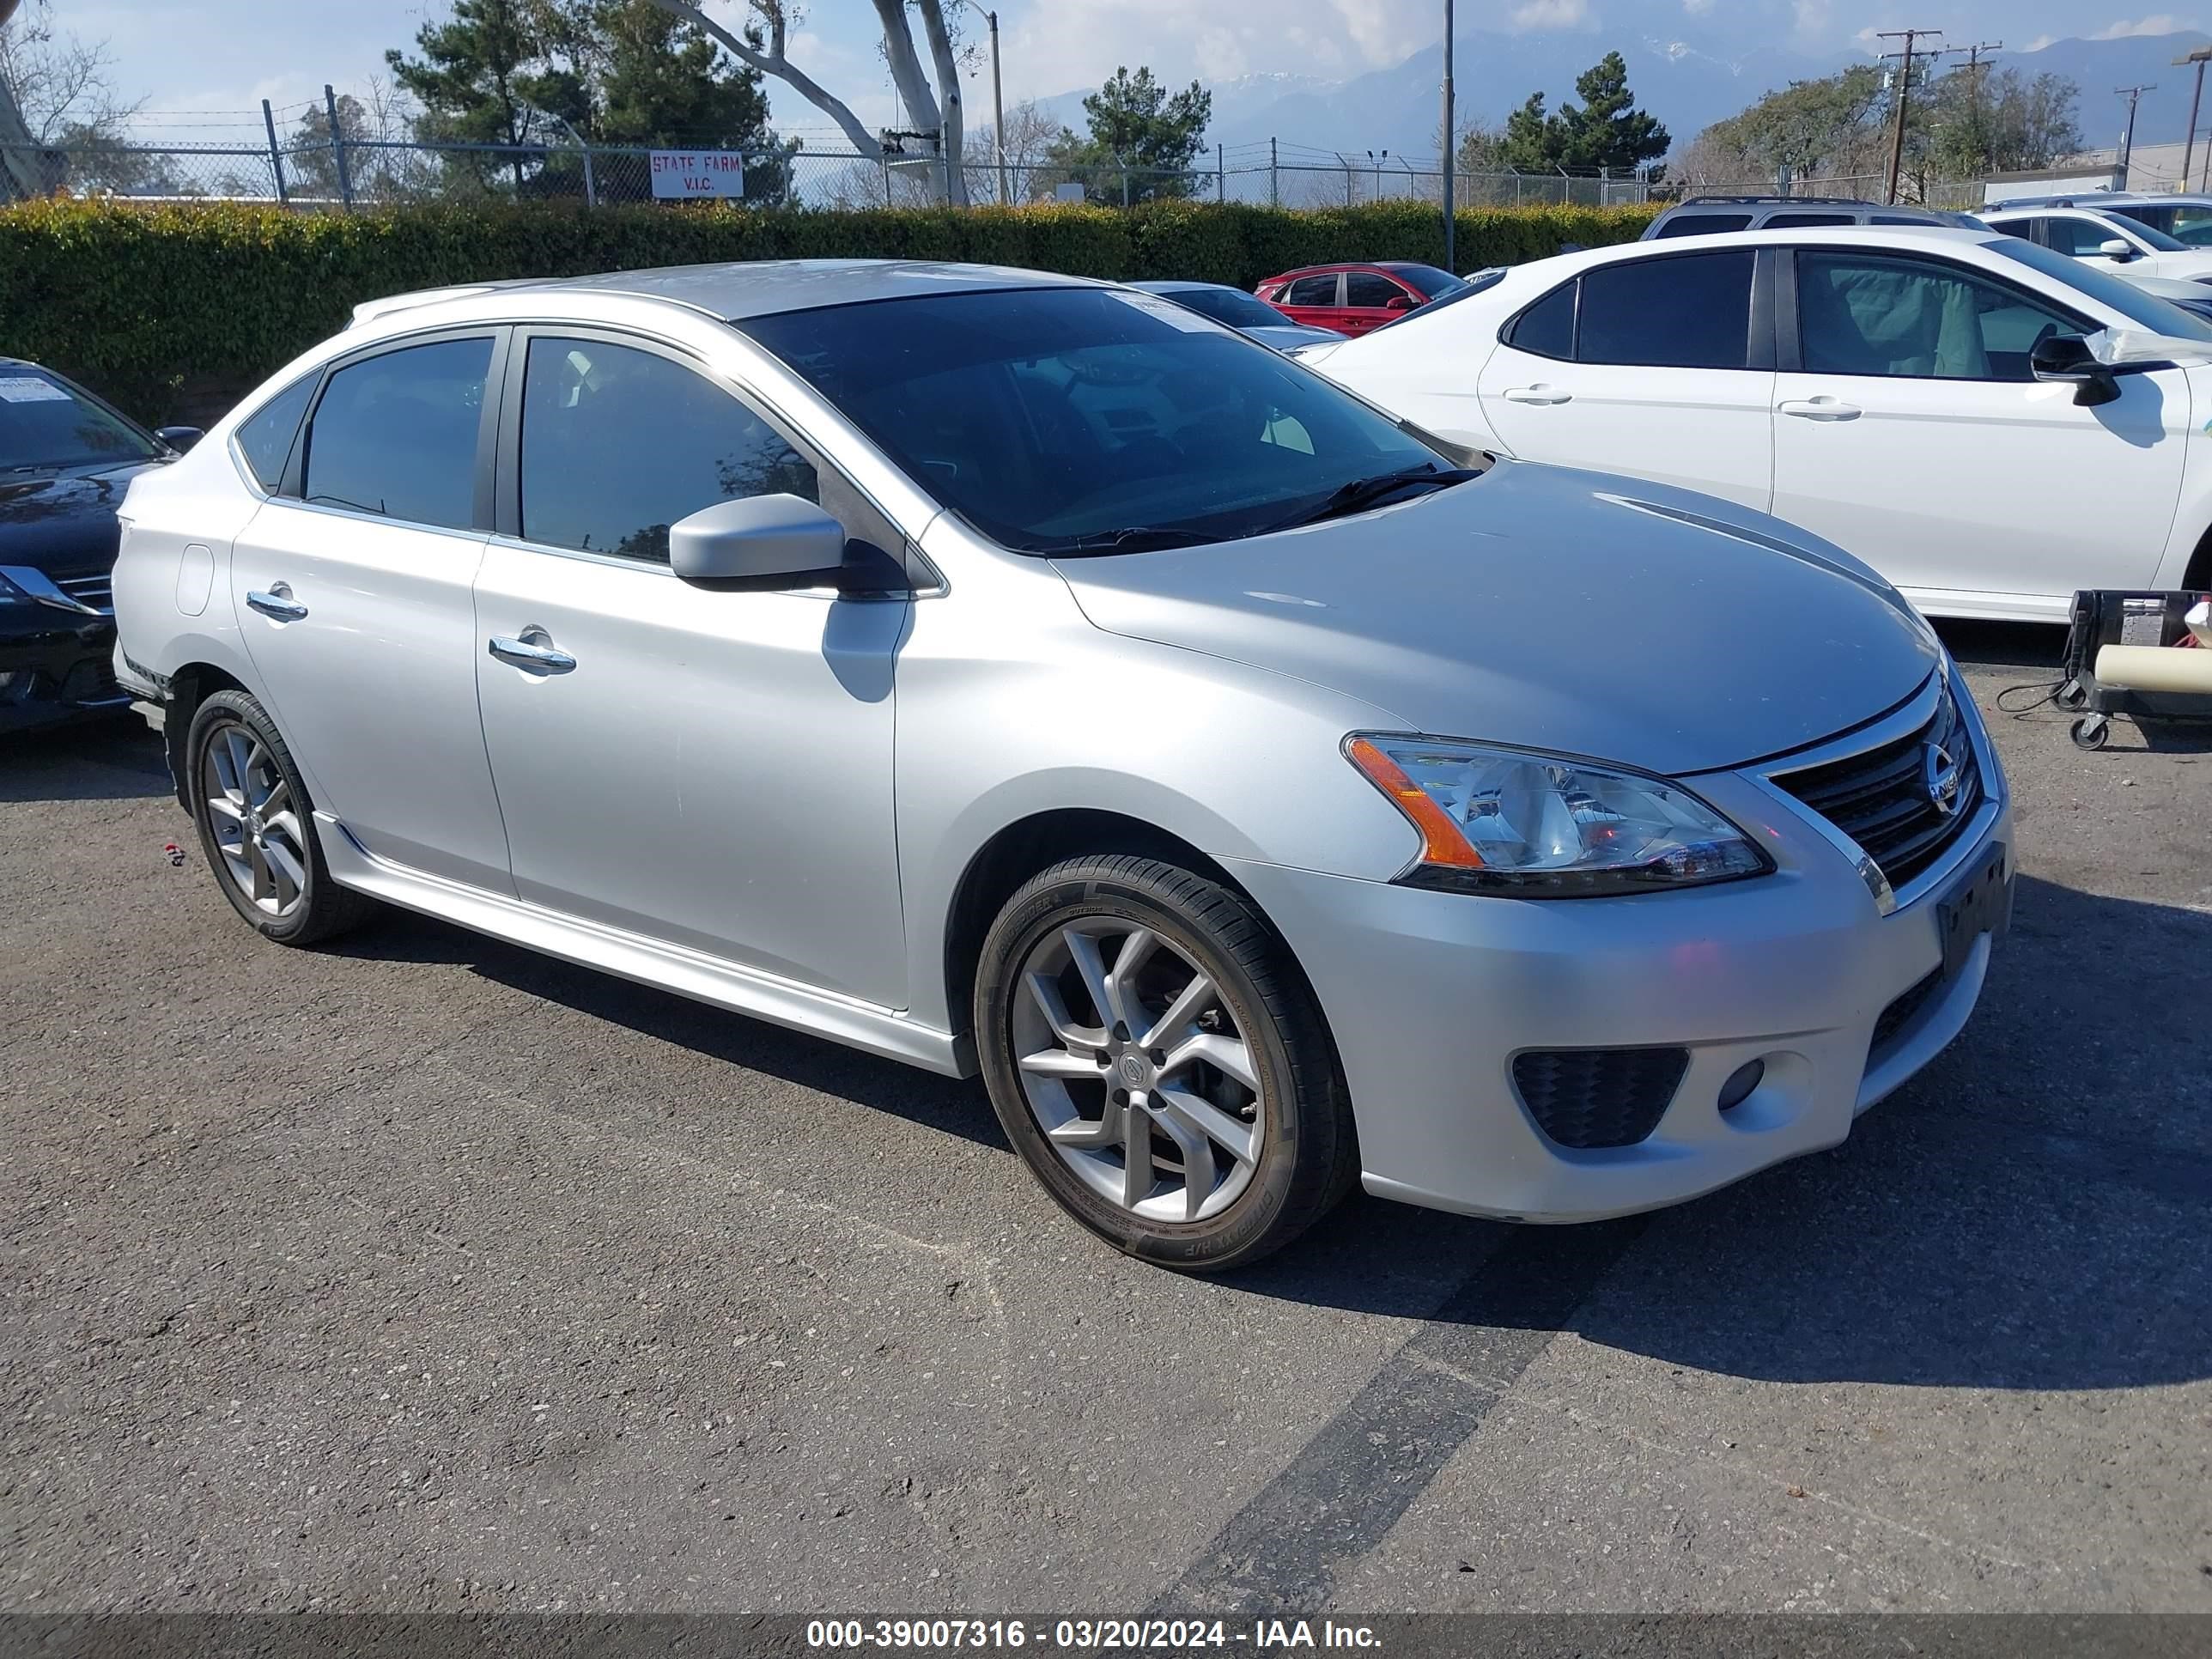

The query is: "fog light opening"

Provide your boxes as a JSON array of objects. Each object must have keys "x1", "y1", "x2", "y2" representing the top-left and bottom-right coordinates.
[{"x1": 1717, "y1": 1059, "x2": 1766, "y2": 1113}]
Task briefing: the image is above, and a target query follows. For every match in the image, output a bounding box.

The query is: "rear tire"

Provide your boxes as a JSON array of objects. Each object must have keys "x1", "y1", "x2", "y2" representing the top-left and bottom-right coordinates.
[
  {"x1": 975, "y1": 854, "x2": 1357, "y2": 1272},
  {"x1": 185, "y1": 689, "x2": 374, "y2": 946}
]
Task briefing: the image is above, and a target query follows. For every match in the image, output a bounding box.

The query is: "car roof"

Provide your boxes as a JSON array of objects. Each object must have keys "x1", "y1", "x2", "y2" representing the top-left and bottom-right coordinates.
[
  {"x1": 1127, "y1": 278, "x2": 1234, "y2": 295},
  {"x1": 1262, "y1": 263, "x2": 1388, "y2": 276},
  {"x1": 351, "y1": 258, "x2": 1104, "y2": 330}
]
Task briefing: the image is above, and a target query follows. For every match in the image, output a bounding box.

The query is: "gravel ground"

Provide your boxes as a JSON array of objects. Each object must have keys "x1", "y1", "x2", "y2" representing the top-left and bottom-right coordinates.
[{"x1": 2, "y1": 621, "x2": 2207, "y2": 1616}]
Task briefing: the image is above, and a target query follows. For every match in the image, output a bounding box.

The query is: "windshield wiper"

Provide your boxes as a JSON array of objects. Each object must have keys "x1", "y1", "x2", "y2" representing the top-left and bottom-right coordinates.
[
  {"x1": 1264, "y1": 465, "x2": 1478, "y2": 534},
  {"x1": 1045, "y1": 526, "x2": 1220, "y2": 556}
]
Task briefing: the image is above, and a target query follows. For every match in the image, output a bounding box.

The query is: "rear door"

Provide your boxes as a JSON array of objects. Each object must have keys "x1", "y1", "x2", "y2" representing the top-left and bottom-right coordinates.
[
  {"x1": 1276, "y1": 273, "x2": 1346, "y2": 331},
  {"x1": 1475, "y1": 246, "x2": 1778, "y2": 510},
  {"x1": 229, "y1": 329, "x2": 514, "y2": 890},
  {"x1": 1770, "y1": 246, "x2": 2186, "y2": 614}
]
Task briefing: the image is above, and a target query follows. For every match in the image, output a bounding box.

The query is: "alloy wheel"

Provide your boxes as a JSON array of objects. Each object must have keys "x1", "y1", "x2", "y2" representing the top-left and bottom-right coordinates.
[
  {"x1": 200, "y1": 720, "x2": 309, "y2": 919},
  {"x1": 1008, "y1": 920, "x2": 1265, "y2": 1224}
]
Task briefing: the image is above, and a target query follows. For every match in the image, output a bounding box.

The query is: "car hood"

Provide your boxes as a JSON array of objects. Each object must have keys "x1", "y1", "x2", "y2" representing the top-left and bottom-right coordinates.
[
  {"x1": 0, "y1": 459, "x2": 165, "y2": 576},
  {"x1": 1052, "y1": 459, "x2": 1940, "y2": 777}
]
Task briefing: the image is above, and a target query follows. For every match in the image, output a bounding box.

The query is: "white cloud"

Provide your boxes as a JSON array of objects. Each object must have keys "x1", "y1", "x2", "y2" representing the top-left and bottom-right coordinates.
[
  {"x1": 2023, "y1": 33, "x2": 2057, "y2": 49},
  {"x1": 1508, "y1": 0, "x2": 1591, "y2": 30},
  {"x1": 1794, "y1": 0, "x2": 1832, "y2": 39},
  {"x1": 2092, "y1": 15, "x2": 2197, "y2": 37},
  {"x1": 1682, "y1": 0, "x2": 1716, "y2": 13}
]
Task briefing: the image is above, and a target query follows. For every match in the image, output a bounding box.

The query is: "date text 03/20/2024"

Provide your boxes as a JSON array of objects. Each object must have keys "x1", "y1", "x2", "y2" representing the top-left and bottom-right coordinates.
[{"x1": 805, "y1": 1620, "x2": 1383, "y2": 1650}]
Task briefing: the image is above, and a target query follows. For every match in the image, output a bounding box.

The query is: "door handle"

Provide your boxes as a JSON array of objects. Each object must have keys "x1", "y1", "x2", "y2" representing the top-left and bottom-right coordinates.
[
  {"x1": 1778, "y1": 397, "x2": 1863, "y2": 422},
  {"x1": 488, "y1": 633, "x2": 577, "y2": 675},
  {"x1": 245, "y1": 584, "x2": 308, "y2": 622},
  {"x1": 1501, "y1": 385, "x2": 1572, "y2": 405}
]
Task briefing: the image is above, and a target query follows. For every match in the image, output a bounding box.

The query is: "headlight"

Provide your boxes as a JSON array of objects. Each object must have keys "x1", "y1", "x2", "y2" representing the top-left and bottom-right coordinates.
[{"x1": 1346, "y1": 734, "x2": 1772, "y2": 896}]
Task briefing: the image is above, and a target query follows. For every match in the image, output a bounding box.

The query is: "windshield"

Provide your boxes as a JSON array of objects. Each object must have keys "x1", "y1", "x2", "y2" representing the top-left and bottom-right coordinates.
[
  {"x1": 738, "y1": 287, "x2": 1454, "y2": 556},
  {"x1": 1148, "y1": 285, "x2": 1301, "y2": 331},
  {"x1": 1984, "y1": 239, "x2": 2212, "y2": 339},
  {"x1": 1382, "y1": 264, "x2": 1469, "y2": 299},
  {"x1": 2138, "y1": 203, "x2": 2212, "y2": 246},
  {"x1": 0, "y1": 368, "x2": 160, "y2": 472},
  {"x1": 2095, "y1": 212, "x2": 2188, "y2": 252}
]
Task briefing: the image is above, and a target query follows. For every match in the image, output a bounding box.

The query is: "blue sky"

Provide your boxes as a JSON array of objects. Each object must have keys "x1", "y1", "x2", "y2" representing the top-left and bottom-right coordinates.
[{"x1": 69, "y1": 0, "x2": 2210, "y2": 145}]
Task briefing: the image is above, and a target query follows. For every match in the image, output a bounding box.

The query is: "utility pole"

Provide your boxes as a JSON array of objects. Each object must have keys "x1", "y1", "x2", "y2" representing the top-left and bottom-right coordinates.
[
  {"x1": 1943, "y1": 41, "x2": 2001, "y2": 173},
  {"x1": 959, "y1": 0, "x2": 1007, "y2": 205},
  {"x1": 2180, "y1": 48, "x2": 2212, "y2": 192},
  {"x1": 1877, "y1": 29, "x2": 1940, "y2": 206},
  {"x1": 1442, "y1": 0, "x2": 1455, "y2": 270},
  {"x1": 2115, "y1": 82, "x2": 2155, "y2": 187}
]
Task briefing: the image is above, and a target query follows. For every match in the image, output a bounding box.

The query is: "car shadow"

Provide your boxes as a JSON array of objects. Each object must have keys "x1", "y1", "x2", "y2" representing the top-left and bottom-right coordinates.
[
  {"x1": 333, "y1": 869, "x2": 2210, "y2": 1392},
  {"x1": 333, "y1": 910, "x2": 1008, "y2": 1154},
  {"x1": 0, "y1": 717, "x2": 171, "y2": 802},
  {"x1": 1230, "y1": 873, "x2": 2212, "y2": 1391}
]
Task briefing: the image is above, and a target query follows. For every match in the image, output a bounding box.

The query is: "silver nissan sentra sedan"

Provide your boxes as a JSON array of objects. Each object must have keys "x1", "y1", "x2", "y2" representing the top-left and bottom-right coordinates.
[{"x1": 111, "y1": 259, "x2": 2012, "y2": 1271}]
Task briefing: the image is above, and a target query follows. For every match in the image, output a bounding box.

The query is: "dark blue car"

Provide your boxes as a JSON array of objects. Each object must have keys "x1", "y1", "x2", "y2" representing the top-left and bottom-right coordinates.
[{"x1": 0, "y1": 359, "x2": 198, "y2": 733}]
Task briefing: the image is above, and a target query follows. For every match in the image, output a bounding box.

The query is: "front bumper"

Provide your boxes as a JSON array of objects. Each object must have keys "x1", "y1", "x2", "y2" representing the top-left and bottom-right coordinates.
[
  {"x1": 0, "y1": 607, "x2": 125, "y2": 732},
  {"x1": 1222, "y1": 676, "x2": 2011, "y2": 1224}
]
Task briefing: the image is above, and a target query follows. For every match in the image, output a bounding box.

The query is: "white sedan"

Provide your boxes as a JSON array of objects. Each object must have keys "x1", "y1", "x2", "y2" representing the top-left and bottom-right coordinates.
[{"x1": 1297, "y1": 225, "x2": 2212, "y2": 622}]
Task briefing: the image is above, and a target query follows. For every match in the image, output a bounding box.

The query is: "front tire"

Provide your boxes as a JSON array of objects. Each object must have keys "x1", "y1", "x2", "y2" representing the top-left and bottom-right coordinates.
[
  {"x1": 185, "y1": 689, "x2": 373, "y2": 946},
  {"x1": 975, "y1": 854, "x2": 1356, "y2": 1271}
]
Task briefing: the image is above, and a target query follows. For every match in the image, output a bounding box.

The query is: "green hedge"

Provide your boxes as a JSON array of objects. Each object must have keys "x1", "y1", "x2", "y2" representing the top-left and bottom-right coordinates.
[{"x1": 0, "y1": 196, "x2": 1656, "y2": 422}]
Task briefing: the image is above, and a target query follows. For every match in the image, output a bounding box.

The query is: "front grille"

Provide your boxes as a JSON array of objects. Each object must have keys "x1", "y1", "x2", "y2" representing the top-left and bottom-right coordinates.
[
  {"x1": 1870, "y1": 968, "x2": 1942, "y2": 1057},
  {"x1": 58, "y1": 574, "x2": 113, "y2": 614},
  {"x1": 1772, "y1": 684, "x2": 1982, "y2": 892},
  {"x1": 1511, "y1": 1047, "x2": 1688, "y2": 1150}
]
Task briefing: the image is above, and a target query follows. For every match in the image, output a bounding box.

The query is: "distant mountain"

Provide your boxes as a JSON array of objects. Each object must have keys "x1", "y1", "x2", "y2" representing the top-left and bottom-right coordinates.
[{"x1": 1029, "y1": 27, "x2": 2212, "y2": 171}]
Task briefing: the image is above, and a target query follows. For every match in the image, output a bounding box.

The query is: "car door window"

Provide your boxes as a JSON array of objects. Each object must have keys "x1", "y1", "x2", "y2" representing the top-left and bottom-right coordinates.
[
  {"x1": 301, "y1": 337, "x2": 492, "y2": 529},
  {"x1": 1284, "y1": 275, "x2": 1340, "y2": 307},
  {"x1": 1983, "y1": 217, "x2": 2034, "y2": 240},
  {"x1": 2045, "y1": 216, "x2": 2126, "y2": 257},
  {"x1": 1763, "y1": 212, "x2": 1856, "y2": 228},
  {"x1": 1576, "y1": 251, "x2": 1754, "y2": 369},
  {"x1": 1504, "y1": 282, "x2": 1576, "y2": 359},
  {"x1": 1344, "y1": 270, "x2": 1406, "y2": 309},
  {"x1": 1796, "y1": 252, "x2": 2086, "y2": 381},
  {"x1": 518, "y1": 337, "x2": 817, "y2": 564},
  {"x1": 234, "y1": 374, "x2": 317, "y2": 493}
]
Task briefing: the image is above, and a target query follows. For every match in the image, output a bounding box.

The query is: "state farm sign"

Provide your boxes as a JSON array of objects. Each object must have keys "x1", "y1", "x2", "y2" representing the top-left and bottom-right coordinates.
[{"x1": 650, "y1": 151, "x2": 750, "y2": 199}]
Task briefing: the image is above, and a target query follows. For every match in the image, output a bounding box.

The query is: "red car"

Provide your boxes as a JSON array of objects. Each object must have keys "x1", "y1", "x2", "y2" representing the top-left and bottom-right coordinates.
[{"x1": 1254, "y1": 262, "x2": 1468, "y2": 334}]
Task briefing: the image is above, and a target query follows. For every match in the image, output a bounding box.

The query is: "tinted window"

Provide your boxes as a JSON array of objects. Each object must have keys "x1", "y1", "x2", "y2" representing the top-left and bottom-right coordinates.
[
  {"x1": 1345, "y1": 271, "x2": 1407, "y2": 308},
  {"x1": 1984, "y1": 239, "x2": 2212, "y2": 338},
  {"x1": 1763, "y1": 212, "x2": 1856, "y2": 228},
  {"x1": 1151, "y1": 286, "x2": 1295, "y2": 331},
  {"x1": 302, "y1": 338, "x2": 491, "y2": 528},
  {"x1": 1796, "y1": 252, "x2": 2085, "y2": 380},
  {"x1": 518, "y1": 337, "x2": 816, "y2": 564},
  {"x1": 738, "y1": 288, "x2": 1449, "y2": 556},
  {"x1": 1984, "y1": 217, "x2": 2033, "y2": 240},
  {"x1": 2045, "y1": 215, "x2": 2135, "y2": 257},
  {"x1": 1371, "y1": 268, "x2": 1510, "y2": 332},
  {"x1": 0, "y1": 367, "x2": 157, "y2": 471},
  {"x1": 1505, "y1": 283, "x2": 1576, "y2": 358},
  {"x1": 1652, "y1": 211, "x2": 1752, "y2": 238},
  {"x1": 1577, "y1": 250, "x2": 1754, "y2": 369},
  {"x1": 1284, "y1": 274, "x2": 1340, "y2": 306},
  {"x1": 234, "y1": 374, "x2": 315, "y2": 492},
  {"x1": 1875, "y1": 213, "x2": 1940, "y2": 226}
]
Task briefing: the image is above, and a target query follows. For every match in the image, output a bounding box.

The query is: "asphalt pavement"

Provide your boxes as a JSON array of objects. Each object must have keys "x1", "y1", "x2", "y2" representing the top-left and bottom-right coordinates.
[{"x1": 2, "y1": 620, "x2": 2208, "y2": 1616}]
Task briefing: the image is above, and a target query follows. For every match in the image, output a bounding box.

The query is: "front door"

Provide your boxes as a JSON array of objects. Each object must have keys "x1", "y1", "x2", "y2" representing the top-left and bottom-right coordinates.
[
  {"x1": 1477, "y1": 246, "x2": 1777, "y2": 511},
  {"x1": 229, "y1": 331, "x2": 514, "y2": 890},
  {"x1": 1770, "y1": 247, "x2": 2188, "y2": 616},
  {"x1": 471, "y1": 331, "x2": 909, "y2": 1008}
]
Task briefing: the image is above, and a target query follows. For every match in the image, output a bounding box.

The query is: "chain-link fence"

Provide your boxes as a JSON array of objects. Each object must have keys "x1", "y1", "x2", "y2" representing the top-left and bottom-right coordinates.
[{"x1": 3, "y1": 135, "x2": 1658, "y2": 213}]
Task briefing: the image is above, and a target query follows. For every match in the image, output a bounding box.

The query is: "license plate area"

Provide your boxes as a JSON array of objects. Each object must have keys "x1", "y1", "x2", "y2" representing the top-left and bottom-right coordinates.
[{"x1": 1936, "y1": 842, "x2": 2012, "y2": 979}]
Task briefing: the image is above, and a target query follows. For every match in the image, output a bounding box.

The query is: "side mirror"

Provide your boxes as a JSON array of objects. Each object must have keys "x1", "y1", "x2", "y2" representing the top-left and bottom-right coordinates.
[
  {"x1": 155, "y1": 425, "x2": 203, "y2": 453},
  {"x1": 670, "y1": 494, "x2": 847, "y2": 586},
  {"x1": 2097, "y1": 238, "x2": 2138, "y2": 262},
  {"x1": 1384, "y1": 294, "x2": 1416, "y2": 312},
  {"x1": 2030, "y1": 334, "x2": 2122, "y2": 405}
]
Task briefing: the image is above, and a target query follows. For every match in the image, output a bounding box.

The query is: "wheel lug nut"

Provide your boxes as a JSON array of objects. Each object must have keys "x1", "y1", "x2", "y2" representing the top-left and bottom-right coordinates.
[
  {"x1": 1110, "y1": 1088, "x2": 1127, "y2": 1106},
  {"x1": 1112, "y1": 1022, "x2": 1130, "y2": 1042},
  {"x1": 1095, "y1": 1050, "x2": 1111, "y2": 1067},
  {"x1": 1149, "y1": 1048, "x2": 1166, "y2": 1066}
]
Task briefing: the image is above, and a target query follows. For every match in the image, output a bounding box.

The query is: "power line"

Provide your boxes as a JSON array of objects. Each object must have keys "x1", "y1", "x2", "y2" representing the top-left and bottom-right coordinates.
[{"x1": 2115, "y1": 82, "x2": 2156, "y2": 184}]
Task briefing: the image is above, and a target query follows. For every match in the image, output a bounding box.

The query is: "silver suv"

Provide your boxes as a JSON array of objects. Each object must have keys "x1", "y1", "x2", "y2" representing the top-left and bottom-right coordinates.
[
  {"x1": 110, "y1": 260, "x2": 2010, "y2": 1270},
  {"x1": 1643, "y1": 195, "x2": 1979, "y2": 240}
]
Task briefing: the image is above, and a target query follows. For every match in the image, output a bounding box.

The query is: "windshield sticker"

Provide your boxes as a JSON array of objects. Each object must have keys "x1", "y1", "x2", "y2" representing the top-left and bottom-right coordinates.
[
  {"x1": 1115, "y1": 293, "x2": 1215, "y2": 331},
  {"x1": 0, "y1": 376, "x2": 72, "y2": 404}
]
